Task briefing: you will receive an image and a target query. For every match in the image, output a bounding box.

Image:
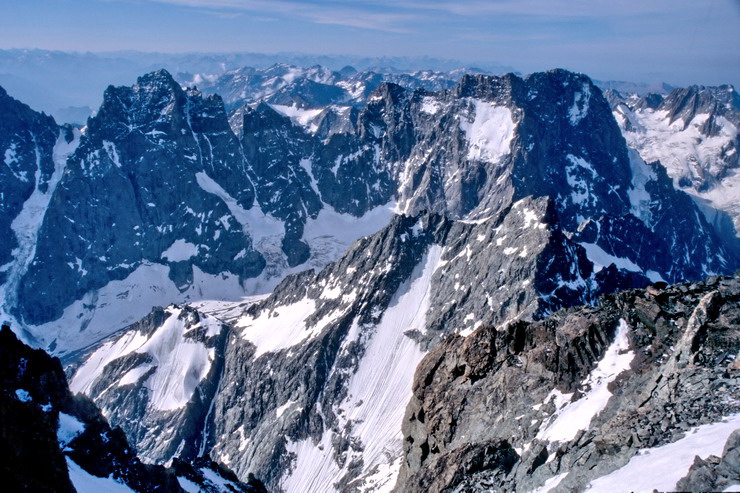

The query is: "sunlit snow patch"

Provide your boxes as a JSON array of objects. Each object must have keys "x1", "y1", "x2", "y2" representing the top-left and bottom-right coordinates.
[
  {"x1": 586, "y1": 414, "x2": 740, "y2": 492},
  {"x1": 270, "y1": 103, "x2": 325, "y2": 133},
  {"x1": 161, "y1": 239, "x2": 199, "y2": 262},
  {"x1": 532, "y1": 472, "x2": 569, "y2": 493},
  {"x1": 537, "y1": 319, "x2": 634, "y2": 442},
  {"x1": 569, "y1": 83, "x2": 591, "y2": 125},
  {"x1": 66, "y1": 457, "x2": 136, "y2": 493},
  {"x1": 58, "y1": 412, "x2": 85, "y2": 446},
  {"x1": 459, "y1": 99, "x2": 515, "y2": 164}
]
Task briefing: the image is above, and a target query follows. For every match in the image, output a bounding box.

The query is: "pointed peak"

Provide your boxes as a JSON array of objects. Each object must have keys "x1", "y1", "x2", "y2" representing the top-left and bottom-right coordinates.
[
  {"x1": 135, "y1": 69, "x2": 180, "y2": 93},
  {"x1": 368, "y1": 81, "x2": 409, "y2": 104}
]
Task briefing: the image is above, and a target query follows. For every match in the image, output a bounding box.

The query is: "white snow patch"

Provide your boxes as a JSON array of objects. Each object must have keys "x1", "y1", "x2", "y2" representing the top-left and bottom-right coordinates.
[
  {"x1": 533, "y1": 472, "x2": 569, "y2": 493},
  {"x1": 58, "y1": 412, "x2": 85, "y2": 446},
  {"x1": 118, "y1": 364, "x2": 153, "y2": 386},
  {"x1": 196, "y1": 171, "x2": 284, "y2": 249},
  {"x1": 282, "y1": 431, "x2": 340, "y2": 493},
  {"x1": 569, "y1": 83, "x2": 591, "y2": 125},
  {"x1": 565, "y1": 154, "x2": 596, "y2": 206},
  {"x1": 177, "y1": 477, "x2": 201, "y2": 493},
  {"x1": 161, "y1": 239, "x2": 198, "y2": 262},
  {"x1": 579, "y1": 242, "x2": 641, "y2": 273},
  {"x1": 15, "y1": 389, "x2": 31, "y2": 402},
  {"x1": 566, "y1": 154, "x2": 597, "y2": 178},
  {"x1": 71, "y1": 307, "x2": 220, "y2": 411},
  {"x1": 420, "y1": 96, "x2": 442, "y2": 115},
  {"x1": 4, "y1": 142, "x2": 18, "y2": 167},
  {"x1": 102, "y1": 140, "x2": 122, "y2": 168},
  {"x1": 627, "y1": 148, "x2": 657, "y2": 225},
  {"x1": 237, "y1": 298, "x2": 319, "y2": 358},
  {"x1": 459, "y1": 99, "x2": 515, "y2": 164},
  {"x1": 520, "y1": 208, "x2": 546, "y2": 229},
  {"x1": 586, "y1": 414, "x2": 740, "y2": 492},
  {"x1": 200, "y1": 467, "x2": 240, "y2": 490},
  {"x1": 302, "y1": 201, "x2": 396, "y2": 271},
  {"x1": 299, "y1": 158, "x2": 319, "y2": 194},
  {"x1": 645, "y1": 270, "x2": 666, "y2": 283},
  {"x1": 271, "y1": 104, "x2": 324, "y2": 132},
  {"x1": 67, "y1": 458, "x2": 136, "y2": 493},
  {"x1": 70, "y1": 329, "x2": 150, "y2": 395},
  {"x1": 537, "y1": 319, "x2": 634, "y2": 442},
  {"x1": 276, "y1": 399, "x2": 299, "y2": 419},
  {"x1": 124, "y1": 308, "x2": 217, "y2": 411}
]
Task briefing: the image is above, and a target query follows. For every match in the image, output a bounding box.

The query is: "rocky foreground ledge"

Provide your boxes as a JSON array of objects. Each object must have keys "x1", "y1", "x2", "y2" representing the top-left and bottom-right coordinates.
[
  {"x1": 396, "y1": 275, "x2": 740, "y2": 492},
  {"x1": 0, "y1": 324, "x2": 268, "y2": 493}
]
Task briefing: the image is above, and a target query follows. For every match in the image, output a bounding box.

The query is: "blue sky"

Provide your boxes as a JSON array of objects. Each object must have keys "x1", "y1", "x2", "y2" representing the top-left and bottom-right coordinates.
[{"x1": 1, "y1": 0, "x2": 739, "y2": 86}]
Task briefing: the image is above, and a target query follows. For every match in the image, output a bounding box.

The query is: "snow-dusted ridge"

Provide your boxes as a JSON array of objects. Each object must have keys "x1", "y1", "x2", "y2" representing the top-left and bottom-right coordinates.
[{"x1": 71, "y1": 306, "x2": 223, "y2": 412}]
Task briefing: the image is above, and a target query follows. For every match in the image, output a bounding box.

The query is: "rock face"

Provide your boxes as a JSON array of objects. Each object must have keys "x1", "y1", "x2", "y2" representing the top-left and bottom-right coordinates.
[
  {"x1": 17, "y1": 70, "x2": 266, "y2": 334},
  {"x1": 0, "y1": 324, "x2": 265, "y2": 492},
  {"x1": 0, "y1": 85, "x2": 79, "y2": 342},
  {"x1": 53, "y1": 67, "x2": 740, "y2": 492},
  {"x1": 75, "y1": 196, "x2": 650, "y2": 491},
  {"x1": 0, "y1": 68, "x2": 735, "y2": 358},
  {"x1": 0, "y1": 86, "x2": 59, "y2": 277},
  {"x1": 395, "y1": 275, "x2": 740, "y2": 492}
]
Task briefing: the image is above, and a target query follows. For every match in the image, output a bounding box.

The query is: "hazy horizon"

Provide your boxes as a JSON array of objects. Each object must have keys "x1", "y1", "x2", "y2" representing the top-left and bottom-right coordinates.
[{"x1": 1, "y1": 0, "x2": 739, "y2": 89}]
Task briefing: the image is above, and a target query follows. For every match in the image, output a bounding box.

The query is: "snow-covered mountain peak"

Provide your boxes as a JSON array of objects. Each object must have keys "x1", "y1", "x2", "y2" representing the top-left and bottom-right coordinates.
[{"x1": 611, "y1": 83, "x2": 740, "y2": 244}]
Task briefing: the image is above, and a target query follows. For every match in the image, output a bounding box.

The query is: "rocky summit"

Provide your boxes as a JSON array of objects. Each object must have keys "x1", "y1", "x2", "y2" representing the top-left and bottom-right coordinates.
[
  {"x1": 397, "y1": 274, "x2": 740, "y2": 492},
  {"x1": 0, "y1": 63, "x2": 739, "y2": 493}
]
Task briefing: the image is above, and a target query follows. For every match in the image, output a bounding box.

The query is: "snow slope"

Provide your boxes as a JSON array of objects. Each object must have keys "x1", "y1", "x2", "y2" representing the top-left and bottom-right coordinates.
[
  {"x1": 459, "y1": 99, "x2": 515, "y2": 164},
  {"x1": 71, "y1": 306, "x2": 222, "y2": 411},
  {"x1": 586, "y1": 414, "x2": 740, "y2": 492},
  {"x1": 66, "y1": 458, "x2": 137, "y2": 493},
  {"x1": 281, "y1": 245, "x2": 444, "y2": 493},
  {"x1": 537, "y1": 319, "x2": 635, "y2": 442}
]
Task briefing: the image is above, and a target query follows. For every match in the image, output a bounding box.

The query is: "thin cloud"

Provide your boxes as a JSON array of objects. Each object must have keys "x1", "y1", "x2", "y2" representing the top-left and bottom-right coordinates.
[
  {"x1": 364, "y1": 0, "x2": 701, "y2": 19},
  {"x1": 195, "y1": 9, "x2": 244, "y2": 19},
  {"x1": 306, "y1": 10, "x2": 416, "y2": 33},
  {"x1": 147, "y1": 0, "x2": 418, "y2": 32}
]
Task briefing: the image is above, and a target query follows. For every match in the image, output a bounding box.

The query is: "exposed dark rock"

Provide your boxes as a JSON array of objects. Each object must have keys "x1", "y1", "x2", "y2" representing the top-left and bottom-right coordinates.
[
  {"x1": 0, "y1": 323, "x2": 266, "y2": 492},
  {"x1": 395, "y1": 275, "x2": 740, "y2": 492}
]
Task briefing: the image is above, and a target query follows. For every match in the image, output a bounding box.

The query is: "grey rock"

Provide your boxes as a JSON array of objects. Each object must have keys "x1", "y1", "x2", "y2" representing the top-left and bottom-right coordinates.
[{"x1": 394, "y1": 274, "x2": 740, "y2": 492}]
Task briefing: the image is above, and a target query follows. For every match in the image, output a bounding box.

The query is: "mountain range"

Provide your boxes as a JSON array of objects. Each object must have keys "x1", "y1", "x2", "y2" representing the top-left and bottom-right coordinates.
[{"x1": 0, "y1": 61, "x2": 738, "y2": 492}]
